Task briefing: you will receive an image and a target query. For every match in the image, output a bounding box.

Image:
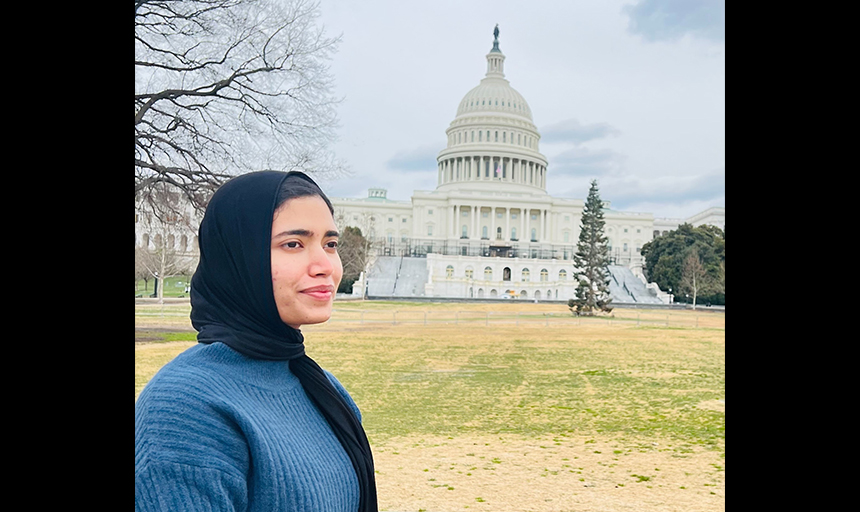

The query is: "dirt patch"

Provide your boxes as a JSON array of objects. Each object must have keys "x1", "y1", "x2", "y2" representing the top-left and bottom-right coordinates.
[
  {"x1": 695, "y1": 400, "x2": 725, "y2": 413},
  {"x1": 373, "y1": 434, "x2": 724, "y2": 512}
]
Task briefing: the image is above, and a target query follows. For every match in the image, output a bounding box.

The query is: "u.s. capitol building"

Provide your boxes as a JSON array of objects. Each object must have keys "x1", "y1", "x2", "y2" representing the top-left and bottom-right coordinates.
[
  {"x1": 330, "y1": 31, "x2": 723, "y2": 302},
  {"x1": 134, "y1": 29, "x2": 724, "y2": 303}
]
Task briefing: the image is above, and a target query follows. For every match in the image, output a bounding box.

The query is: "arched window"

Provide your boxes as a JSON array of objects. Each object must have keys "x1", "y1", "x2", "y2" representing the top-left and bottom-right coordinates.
[
  {"x1": 623, "y1": 243, "x2": 628, "y2": 252},
  {"x1": 180, "y1": 235, "x2": 188, "y2": 252},
  {"x1": 479, "y1": 131, "x2": 482, "y2": 142},
  {"x1": 465, "y1": 267, "x2": 474, "y2": 279},
  {"x1": 496, "y1": 227, "x2": 502, "y2": 239},
  {"x1": 471, "y1": 131, "x2": 475, "y2": 142},
  {"x1": 511, "y1": 227, "x2": 517, "y2": 240},
  {"x1": 559, "y1": 269, "x2": 567, "y2": 281},
  {"x1": 503, "y1": 132, "x2": 506, "y2": 143},
  {"x1": 535, "y1": 290, "x2": 541, "y2": 300},
  {"x1": 482, "y1": 226, "x2": 488, "y2": 239},
  {"x1": 522, "y1": 268, "x2": 530, "y2": 282},
  {"x1": 154, "y1": 234, "x2": 163, "y2": 248},
  {"x1": 495, "y1": 131, "x2": 498, "y2": 142},
  {"x1": 478, "y1": 288, "x2": 484, "y2": 298},
  {"x1": 427, "y1": 225, "x2": 433, "y2": 236},
  {"x1": 462, "y1": 225, "x2": 468, "y2": 238},
  {"x1": 653, "y1": 230, "x2": 660, "y2": 238},
  {"x1": 540, "y1": 269, "x2": 548, "y2": 282},
  {"x1": 446, "y1": 265, "x2": 454, "y2": 278},
  {"x1": 563, "y1": 231, "x2": 570, "y2": 243},
  {"x1": 484, "y1": 267, "x2": 493, "y2": 280},
  {"x1": 521, "y1": 290, "x2": 528, "y2": 299},
  {"x1": 531, "y1": 228, "x2": 537, "y2": 241},
  {"x1": 142, "y1": 233, "x2": 150, "y2": 248},
  {"x1": 490, "y1": 289, "x2": 498, "y2": 297},
  {"x1": 503, "y1": 267, "x2": 511, "y2": 281}
]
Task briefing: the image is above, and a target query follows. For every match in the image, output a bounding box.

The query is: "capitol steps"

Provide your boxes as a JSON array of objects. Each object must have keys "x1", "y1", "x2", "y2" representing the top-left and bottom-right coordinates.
[
  {"x1": 392, "y1": 258, "x2": 429, "y2": 297},
  {"x1": 606, "y1": 265, "x2": 663, "y2": 304},
  {"x1": 365, "y1": 256, "x2": 400, "y2": 296}
]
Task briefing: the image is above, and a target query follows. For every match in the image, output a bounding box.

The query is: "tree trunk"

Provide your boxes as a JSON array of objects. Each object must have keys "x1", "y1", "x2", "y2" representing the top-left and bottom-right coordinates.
[{"x1": 158, "y1": 246, "x2": 166, "y2": 304}]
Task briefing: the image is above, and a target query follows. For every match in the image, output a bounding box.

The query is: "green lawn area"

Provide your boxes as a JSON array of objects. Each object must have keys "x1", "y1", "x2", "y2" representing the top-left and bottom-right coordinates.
[
  {"x1": 135, "y1": 275, "x2": 193, "y2": 298},
  {"x1": 136, "y1": 303, "x2": 724, "y2": 453}
]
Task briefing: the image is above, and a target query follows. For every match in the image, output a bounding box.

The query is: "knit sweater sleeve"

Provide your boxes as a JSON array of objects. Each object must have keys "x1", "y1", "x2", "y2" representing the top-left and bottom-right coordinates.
[
  {"x1": 135, "y1": 459, "x2": 248, "y2": 512},
  {"x1": 135, "y1": 366, "x2": 251, "y2": 512}
]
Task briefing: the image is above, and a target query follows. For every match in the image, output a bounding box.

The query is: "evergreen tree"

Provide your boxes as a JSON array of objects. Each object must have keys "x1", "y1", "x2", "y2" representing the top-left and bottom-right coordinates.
[{"x1": 569, "y1": 180, "x2": 613, "y2": 315}]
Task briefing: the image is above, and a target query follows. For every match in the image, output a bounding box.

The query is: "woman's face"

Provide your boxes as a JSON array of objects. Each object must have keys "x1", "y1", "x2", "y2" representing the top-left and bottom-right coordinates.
[{"x1": 270, "y1": 195, "x2": 342, "y2": 329}]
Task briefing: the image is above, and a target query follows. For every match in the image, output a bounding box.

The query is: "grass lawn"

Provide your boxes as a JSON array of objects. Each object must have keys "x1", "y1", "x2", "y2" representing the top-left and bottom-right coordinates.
[
  {"x1": 134, "y1": 275, "x2": 193, "y2": 298},
  {"x1": 136, "y1": 301, "x2": 725, "y2": 511}
]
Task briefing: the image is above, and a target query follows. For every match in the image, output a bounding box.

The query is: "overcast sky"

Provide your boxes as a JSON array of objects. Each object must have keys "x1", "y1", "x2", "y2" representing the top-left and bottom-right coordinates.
[{"x1": 313, "y1": 0, "x2": 725, "y2": 220}]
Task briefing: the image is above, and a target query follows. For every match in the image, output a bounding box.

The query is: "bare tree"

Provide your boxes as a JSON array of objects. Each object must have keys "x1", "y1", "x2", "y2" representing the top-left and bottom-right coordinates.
[
  {"x1": 135, "y1": 185, "x2": 200, "y2": 302},
  {"x1": 135, "y1": 245, "x2": 152, "y2": 294},
  {"x1": 333, "y1": 209, "x2": 375, "y2": 293},
  {"x1": 679, "y1": 250, "x2": 711, "y2": 310},
  {"x1": 135, "y1": 0, "x2": 346, "y2": 210}
]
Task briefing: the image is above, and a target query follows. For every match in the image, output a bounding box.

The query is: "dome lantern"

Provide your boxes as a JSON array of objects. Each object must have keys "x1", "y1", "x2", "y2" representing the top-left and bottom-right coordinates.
[{"x1": 486, "y1": 24, "x2": 505, "y2": 78}]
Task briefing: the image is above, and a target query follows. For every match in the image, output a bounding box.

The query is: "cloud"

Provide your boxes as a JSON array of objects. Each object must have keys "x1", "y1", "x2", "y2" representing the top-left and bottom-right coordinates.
[
  {"x1": 385, "y1": 144, "x2": 440, "y2": 172},
  {"x1": 604, "y1": 166, "x2": 725, "y2": 209},
  {"x1": 550, "y1": 147, "x2": 627, "y2": 177},
  {"x1": 622, "y1": 0, "x2": 725, "y2": 43},
  {"x1": 541, "y1": 118, "x2": 621, "y2": 145}
]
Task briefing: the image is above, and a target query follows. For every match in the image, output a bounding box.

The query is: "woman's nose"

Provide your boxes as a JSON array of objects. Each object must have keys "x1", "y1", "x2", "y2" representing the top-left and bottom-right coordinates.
[{"x1": 308, "y1": 245, "x2": 333, "y2": 276}]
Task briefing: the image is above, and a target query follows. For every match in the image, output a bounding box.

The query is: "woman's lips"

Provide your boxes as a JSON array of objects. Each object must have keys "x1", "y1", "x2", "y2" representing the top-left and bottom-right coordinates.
[{"x1": 302, "y1": 286, "x2": 334, "y2": 300}]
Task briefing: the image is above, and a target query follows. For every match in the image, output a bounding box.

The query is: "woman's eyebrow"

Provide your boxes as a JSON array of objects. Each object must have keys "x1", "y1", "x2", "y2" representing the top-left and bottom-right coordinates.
[
  {"x1": 273, "y1": 229, "x2": 313, "y2": 238},
  {"x1": 272, "y1": 229, "x2": 340, "y2": 239}
]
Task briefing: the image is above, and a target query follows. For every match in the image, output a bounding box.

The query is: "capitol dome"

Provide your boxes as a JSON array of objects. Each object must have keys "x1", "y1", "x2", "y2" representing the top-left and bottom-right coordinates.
[
  {"x1": 436, "y1": 27, "x2": 548, "y2": 194},
  {"x1": 456, "y1": 80, "x2": 533, "y2": 121}
]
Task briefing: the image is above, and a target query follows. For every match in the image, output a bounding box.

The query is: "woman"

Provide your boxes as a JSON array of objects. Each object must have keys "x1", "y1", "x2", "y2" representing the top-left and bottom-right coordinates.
[{"x1": 135, "y1": 171, "x2": 377, "y2": 512}]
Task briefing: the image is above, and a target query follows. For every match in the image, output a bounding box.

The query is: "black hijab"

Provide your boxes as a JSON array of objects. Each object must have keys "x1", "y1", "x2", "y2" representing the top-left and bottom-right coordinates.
[{"x1": 190, "y1": 170, "x2": 377, "y2": 511}]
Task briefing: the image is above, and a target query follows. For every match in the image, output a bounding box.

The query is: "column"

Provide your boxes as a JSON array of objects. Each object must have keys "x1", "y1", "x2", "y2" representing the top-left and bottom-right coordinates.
[
  {"x1": 521, "y1": 206, "x2": 527, "y2": 242},
  {"x1": 538, "y1": 209, "x2": 543, "y2": 242},
  {"x1": 491, "y1": 206, "x2": 496, "y2": 240}
]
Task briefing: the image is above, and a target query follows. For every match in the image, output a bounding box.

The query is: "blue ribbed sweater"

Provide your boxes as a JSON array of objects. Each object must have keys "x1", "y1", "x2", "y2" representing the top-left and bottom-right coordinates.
[{"x1": 135, "y1": 342, "x2": 361, "y2": 512}]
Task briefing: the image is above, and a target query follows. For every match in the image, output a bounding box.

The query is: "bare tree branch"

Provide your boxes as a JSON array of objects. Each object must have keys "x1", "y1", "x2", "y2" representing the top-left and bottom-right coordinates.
[{"x1": 135, "y1": 0, "x2": 348, "y2": 210}]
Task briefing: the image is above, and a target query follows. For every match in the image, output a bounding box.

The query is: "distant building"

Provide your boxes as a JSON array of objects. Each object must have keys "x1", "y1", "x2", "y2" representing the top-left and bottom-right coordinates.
[
  {"x1": 134, "y1": 31, "x2": 723, "y2": 302},
  {"x1": 331, "y1": 32, "x2": 723, "y2": 300}
]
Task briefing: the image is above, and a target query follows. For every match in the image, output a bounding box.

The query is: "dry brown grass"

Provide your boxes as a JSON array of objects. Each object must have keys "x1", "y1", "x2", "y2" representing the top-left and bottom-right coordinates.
[{"x1": 136, "y1": 301, "x2": 724, "y2": 511}]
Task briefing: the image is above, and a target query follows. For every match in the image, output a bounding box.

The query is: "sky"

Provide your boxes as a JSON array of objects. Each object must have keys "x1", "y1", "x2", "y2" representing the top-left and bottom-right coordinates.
[{"x1": 312, "y1": 0, "x2": 725, "y2": 220}]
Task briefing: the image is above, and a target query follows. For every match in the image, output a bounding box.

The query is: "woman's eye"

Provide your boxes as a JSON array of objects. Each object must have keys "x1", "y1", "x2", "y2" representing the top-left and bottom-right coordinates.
[{"x1": 284, "y1": 241, "x2": 301, "y2": 249}]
